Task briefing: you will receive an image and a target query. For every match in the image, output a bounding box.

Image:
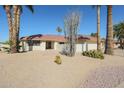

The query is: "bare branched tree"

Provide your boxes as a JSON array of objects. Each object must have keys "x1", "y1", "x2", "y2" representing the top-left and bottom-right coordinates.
[{"x1": 64, "y1": 11, "x2": 80, "y2": 56}]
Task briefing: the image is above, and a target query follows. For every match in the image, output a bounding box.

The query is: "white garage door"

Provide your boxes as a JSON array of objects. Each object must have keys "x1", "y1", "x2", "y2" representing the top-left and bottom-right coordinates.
[
  {"x1": 87, "y1": 43, "x2": 97, "y2": 51},
  {"x1": 76, "y1": 44, "x2": 83, "y2": 52}
]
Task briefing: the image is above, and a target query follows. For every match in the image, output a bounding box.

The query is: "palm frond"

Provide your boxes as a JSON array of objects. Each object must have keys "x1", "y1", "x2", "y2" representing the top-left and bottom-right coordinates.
[
  {"x1": 3, "y1": 5, "x2": 12, "y2": 10},
  {"x1": 18, "y1": 6, "x2": 23, "y2": 14},
  {"x1": 92, "y1": 5, "x2": 96, "y2": 9},
  {"x1": 25, "y1": 5, "x2": 34, "y2": 13}
]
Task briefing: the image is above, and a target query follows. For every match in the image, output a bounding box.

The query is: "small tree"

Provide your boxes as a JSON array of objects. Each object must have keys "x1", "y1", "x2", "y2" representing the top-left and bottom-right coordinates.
[
  {"x1": 113, "y1": 22, "x2": 124, "y2": 49},
  {"x1": 56, "y1": 26, "x2": 62, "y2": 35},
  {"x1": 90, "y1": 32, "x2": 97, "y2": 37},
  {"x1": 64, "y1": 11, "x2": 80, "y2": 57}
]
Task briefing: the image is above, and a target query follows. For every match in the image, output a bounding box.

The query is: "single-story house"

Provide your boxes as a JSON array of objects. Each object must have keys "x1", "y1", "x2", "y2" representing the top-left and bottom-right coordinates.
[
  {"x1": 20, "y1": 34, "x2": 98, "y2": 53},
  {"x1": 0, "y1": 43, "x2": 10, "y2": 52}
]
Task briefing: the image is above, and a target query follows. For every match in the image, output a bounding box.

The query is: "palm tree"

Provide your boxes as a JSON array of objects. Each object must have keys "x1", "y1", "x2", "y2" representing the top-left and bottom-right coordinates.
[
  {"x1": 93, "y1": 5, "x2": 101, "y2": 51},
  {"x1": 4, "y1": 5, "x2": 34, "y2": 53},
  {"x1": 16, "y1": 5, "x2": 34, "y2": 52},
  {"x1": 16, "y1": 6, "x2": 21, "y2": 52},
  {"x1": 11, "y1": 5, "x2": 18, "y2": 53},
  {"x1": 96, "y1": 5, "x2": 101, "y2": 51},
  {"x1": 104, "y1": 5, "x2": 114, "y2": 55},
  {"x1": 4, "y1": 5, "x2": 13, "y2": 51}
]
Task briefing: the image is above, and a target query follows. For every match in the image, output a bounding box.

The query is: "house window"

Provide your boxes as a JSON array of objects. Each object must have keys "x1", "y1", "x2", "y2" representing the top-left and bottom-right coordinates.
[
  {"x1": 59, "y1": 42, "x2": 64, "y2": 44},
  {"x1": 28, "y1": 40, "x2": 33, "y2": 46},
  {"x1": 33, "y1": 41, "x2": 40, "y2": 46}
]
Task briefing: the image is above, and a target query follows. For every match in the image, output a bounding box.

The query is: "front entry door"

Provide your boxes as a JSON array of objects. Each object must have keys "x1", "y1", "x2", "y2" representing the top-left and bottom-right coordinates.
[{"x1": 46, "y1": 41, "x2": 52, "y2": 49}]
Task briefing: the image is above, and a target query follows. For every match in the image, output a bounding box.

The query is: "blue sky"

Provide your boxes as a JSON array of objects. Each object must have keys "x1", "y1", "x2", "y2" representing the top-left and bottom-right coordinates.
[{"x1": 0, "y1": 5, "x2": 124, "y2": 42}]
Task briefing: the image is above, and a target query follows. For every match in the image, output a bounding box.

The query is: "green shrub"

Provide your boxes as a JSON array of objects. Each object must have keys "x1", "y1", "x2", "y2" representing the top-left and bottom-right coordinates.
[
  {"x1": 82, "y1": 50, "x2": 104, "y2": 59},
  {"x1": 54, "y1": 55, "x2": 62, "y2": 64}
]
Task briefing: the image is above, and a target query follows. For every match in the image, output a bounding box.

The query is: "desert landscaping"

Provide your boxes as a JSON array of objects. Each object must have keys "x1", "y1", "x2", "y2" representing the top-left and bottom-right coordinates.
[
  {"x1": 1, "y1": 5, "x2": 124, "y2": 88},
  {"x1": 0, "y1": 49, "x2": 124, "y2": 88}
]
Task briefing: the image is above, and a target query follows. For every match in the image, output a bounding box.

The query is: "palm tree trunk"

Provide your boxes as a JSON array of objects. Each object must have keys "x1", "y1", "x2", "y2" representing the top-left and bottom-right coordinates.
[
  {"x1": 105, "y1": 5, "x2": 114, "y2": 55},
  {"x1": 120, "y1": 38, "x2": 123, "y2": 49},
  {"x1": 97, "y1": 5, "x2": 101, "y2": 51},
  {"x1": 11, "y1": 5, "x2": 18, "y2": 53},
  {"x1": 16, "y1": 7, "x2": 21, "y2": 52},
  {"x1": 4, "y1": 5, "x2": 13, "y2": 52}
]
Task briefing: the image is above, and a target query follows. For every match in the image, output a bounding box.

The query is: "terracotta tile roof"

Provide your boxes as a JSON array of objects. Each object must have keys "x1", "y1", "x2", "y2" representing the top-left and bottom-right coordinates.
[
  {"x1": 20, "y1": 34, "x2": 66, "y2": 42},
  {"x1": 20, "y1": 34, "x2": 97, "y2": 42},
  {"x1": 78, "y1": 35, "x2": 97, "y2": 42},
  {"x1": 87, "y1": 36, "x2": 97, "y2": 42}
]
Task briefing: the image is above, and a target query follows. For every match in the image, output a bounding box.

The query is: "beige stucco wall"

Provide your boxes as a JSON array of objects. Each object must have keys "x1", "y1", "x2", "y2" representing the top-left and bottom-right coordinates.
[
  {"x1": 23, "y1": 41, "x2": 29, "y2": 51},
  {"x1": 54, "y1": 42, "x2": 58, "y2": 50},
  {"x1": 76, "y1": 42, "x2": 87, "y2": 52},
  {"x1": 54, "y1": 42, "x2": 65, "y2": 52},
  {"x1": 21, "y1": 41, "x2": 46, "y2": 51},
  {"x1": 87, "y1": 43, "x2": 97, "y2": 51},
  {"x1": 21, "y1": 41, "x2": 97, "y2": 52},
  {"x1": 41, "y1": 42, "x2": 46, "y2": 50},
  {"x1": 76, "y1": 44, "x2": 83, "y2": 52},
  {"x1": 82, "y1": 42, "x2": 87, "y2": 51},
  {"x1": 58, "y1": 44, "x2": 65, "y2": 52},
  {"x1": 76, "y1": 42, "x2": 97, "y2": 52},
  {"x1": 32, "y1": 42, "x2": 46, "y2": 51},
  {"x1": 55, "y1": 42, "x2": 97, "y2": 53}
]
